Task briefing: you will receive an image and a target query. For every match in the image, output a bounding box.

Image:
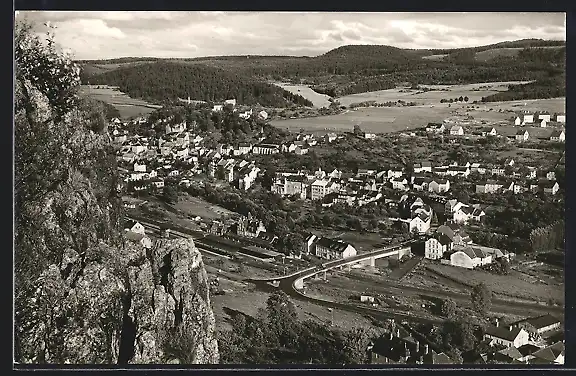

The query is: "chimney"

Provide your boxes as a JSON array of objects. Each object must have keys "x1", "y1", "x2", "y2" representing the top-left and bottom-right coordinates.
[
  {"x1": 425, "y1": 344, "x2": 429, "y2": 354},
  {"x1": 509, "y1": 325, "x2": 513, "y2": 331},
  {"x1": 495, "y1": 318, "x2": 499, "y2": 327},
  {"x1": 389, "y1": 331, "x2": 393, "y2": 340},
  {"x1": 416, "y1": 341, "x2": 420, "y2": 353},
  {"x1": 397, "y1": 328, "x2": 400, "y2": 338}
]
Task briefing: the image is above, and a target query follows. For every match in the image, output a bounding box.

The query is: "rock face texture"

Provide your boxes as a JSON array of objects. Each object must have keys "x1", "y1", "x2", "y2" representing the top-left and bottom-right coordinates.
[
  {"x1": 14, "y1": 28, "x2": 219, "y2": 364},
  {"x1": 17, "y1": 239, "x2": 220, "y2": 364}
]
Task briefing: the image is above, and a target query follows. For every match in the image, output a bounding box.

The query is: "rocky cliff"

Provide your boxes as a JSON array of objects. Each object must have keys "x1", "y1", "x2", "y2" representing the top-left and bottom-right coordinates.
[
  {"x1": 16, "y1": 238, "x2": 219, "y2": 364},
  {"x1": 14, "y1": 23, "x2": 219, "y2": 364}
]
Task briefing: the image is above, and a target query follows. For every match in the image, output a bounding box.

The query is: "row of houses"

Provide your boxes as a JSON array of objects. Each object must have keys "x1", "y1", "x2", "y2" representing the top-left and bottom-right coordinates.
[
  {"x1": 476, "y1": 179, "x2": 560, "y2": 195},
  {"x1": 426, "y1": 123, "x2": 565, "y2": 142},
  {"x1": 513, "y1": 112, "x2": 566, "y2": 126}
]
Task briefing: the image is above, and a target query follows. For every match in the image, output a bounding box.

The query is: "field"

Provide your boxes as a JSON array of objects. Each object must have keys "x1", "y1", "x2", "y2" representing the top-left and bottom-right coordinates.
[
  {"x1": 421, "y1": 46, "x2": 564, "y2": 62},
  {"x1": 270, "y1": 93, "x2": 565, "y2": 135},
  {"x1": 78, "y1": 85, "x2": 162, "y2": 119},
  {"x1": 173, "y1": 193, "x2": 234, "y2": 220},
  {"x1": 336, "y1": 81, "x2": 532, "y2": 107},
  {"x1": 273, "y1": 82, "x2": 333, "y2": 108},
  {"x1": 270, "y1": 105, "x2": 454, "y2": 134},
  {"x1": 210, "y1": 279, "x2": 377, "y2": 332},
  {"x1": 425, "y1": 263, "x2": 564, "y2": 304}
]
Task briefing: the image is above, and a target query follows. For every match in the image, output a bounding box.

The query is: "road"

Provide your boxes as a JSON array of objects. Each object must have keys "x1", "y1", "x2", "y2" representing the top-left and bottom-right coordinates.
[{"x1": 128, "y1": 215, "x2": 563, "y2": 324}]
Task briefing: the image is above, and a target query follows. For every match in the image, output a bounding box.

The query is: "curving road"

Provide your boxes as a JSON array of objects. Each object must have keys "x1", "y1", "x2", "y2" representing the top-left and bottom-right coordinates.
[{"x1": 128, "y1": 215, "x2": 563, "y2": 324}]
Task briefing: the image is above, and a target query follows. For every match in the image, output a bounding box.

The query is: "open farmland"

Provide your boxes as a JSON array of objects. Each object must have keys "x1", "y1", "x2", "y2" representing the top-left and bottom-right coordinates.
[
  {"x1": 337, "y1": 81, "x2": 532, "y2": 107},
  {"x1": 425, "y1": 263, "x2": 564, "y2": 304},
  {"x1": 273, "y1": 82, "x2": 333, "y2": 108},
  {"x1": 174, "y1": 193, "x2": 235, "y2": 220},
  {"x1": 270, "y1": 105, "x2": 454, "y2": 134},
  {"x1": 79, "y1": 85, "x2": 162, "y2": 119}
]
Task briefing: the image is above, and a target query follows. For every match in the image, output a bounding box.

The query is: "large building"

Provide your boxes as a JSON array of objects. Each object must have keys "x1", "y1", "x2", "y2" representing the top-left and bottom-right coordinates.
[
  {"x1": 313, "y1": 237, "x2": 357, "y2": 260},
  {"x1": 424, "y1": 234, "x2": 453, "y2": 260},
  {"x1": 484, "y1": 324, "x2": 530, "y2": 348}
]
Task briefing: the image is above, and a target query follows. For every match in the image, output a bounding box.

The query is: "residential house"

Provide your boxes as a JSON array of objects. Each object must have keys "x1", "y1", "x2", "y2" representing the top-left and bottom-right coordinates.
[
  {"x1": 253, "y1": 144, "x2": 280, "y2": 155},
  {"x1": 216, "y1": 159, "x2": 235, "y2": 182},
  {"x1": 370, "y1": 327, "x2": 454, "y2": 365},
  {"x1": 391, "y1": 176, "x2": 409, "y2": 191},
  {"x1": 310, "y1": 179, "x2": 339, "y2": 200},
  {"x1": 436, "y1": 224, "x2": 472, "y2": 245},
  {"x1": 540, "y1": 181, "x2": 560, "y2": 195},
  {"x1": 212, "y1": 104, "x2": 224, "y2": 112},
  {"x1": 387, "y1": 168, "x2": 404, "y2": 179},
  {"x1": 450, "y1": 125, "x2": 464, "y2": 136},
  {"x1": 514, "y1": 116, "x2": 522, "y2": 126},
  {"x1": 424, "y1": 234, "x2": 453, "y2": 260},
  {"x1": 149, "y1": 177, "x2": 165, "y2": 189},
  {"x1": 413, "y1": 161, "x2": 433, "y2": 173},
  {"x1": 124, "y1": 220, "x2": 145, "y2": 235},
  {"x1": 484, "y1": 324, "x2": 530, "y2": 348},
  {"x1": 549, "y1": 130, "x2": 565, "y2": 142},
  {"x1": 239, "y1": 109, "x2": 253, "y2": 119},
  {"x1": 302, "y1": 233, "x2": 318, "y2": 255},
  {"x1": 398, "y1": 195, "x2": 434, "y2": 234},
  {"x1": 325, "y1": 133, "x2": 338, "y2": 143},
  {"x1": 313, "y1": 237, "x2": 357, "y2": 260},
  {"x1": 538, "y1": 113, "x2": 551, "y2": 122},
  {"x1": 546, "y1": 171, "x2": 556, "y2": 181},
  {"x1": 523, "y1": 114, "x2": 534, "y2": 124},
  {"x1": 429, "y1": 178, "x2": 450, "y2": 193},
  {"x1": 482, "y1": 127, "x2": 498, "y2": 136},
  {"x1": 273, "y1": 175, "x2": 309, "y2": 199},
  {"x1": 512, "y1": 314, "x2": 562, "y2": 338},
  {"x1": 476, "y1": 180, "x2": 509, "y2": 194},
  {"x1": 539, "y1": 119, "x2": 548, "y2": 128},
  {"x1": 442, "y1": 246, "x2": 491, "y2": 269},
  {"x1": 515, "y1": 130, "x2": 529, "y2": 142},
  {"x1": 555, "y1": 113, "x2": 565, "y2": 123},
  {"x1": 412, "y1": 176, "x2": 432, "y2": 191},
  {"x1": 426, "y1": 123, "x2": 445, "y2": 133},
  {"x1": 361, "y1": 132, "x2": 377, "y2": 139},
  {"x1": 448, "y1": 166, "x2": 470, "y2": 178},
  {"x1": 445, "y1": 200, "x2": 485, "y2": 224},
  {"x1": 527, "y1": 342, "x2": 565, "y2": 365},
  {"x1": 233, "y1": 142, "x2": 253, "y2": 156}
]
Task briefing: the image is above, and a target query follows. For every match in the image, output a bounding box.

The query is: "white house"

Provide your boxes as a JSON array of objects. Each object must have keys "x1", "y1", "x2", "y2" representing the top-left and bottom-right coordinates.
[
  {"x1": 555, "y1": 114, "x2": 565, "y2": 123},
  {"x1": 539, "y1": 113, "x2": 551, "y2": 122},
  {"x1": 424, "y1": 234, "x2": 453, "y2": 260},
  {"x1": 514, "y1": 116, "x2": 522, "y2": 126},
  {"x1": 550, "y1": 130, "x2": 565, "y2": 142},
  {"x1": 515, "y1": 130, "x2": 529, "y2": 142},
  {"x1": 124, "y1": 220, "x2": 145, "y2": 235},
  {"x1": 484, "y1": 325, "x2": 530, "y2": 348},
  {"x1": 212, "y1": 104, "x2": 224, "y2": 112},
  {"x1": 224, "y1": 98, "x2": 236, "y2": 107},
  {"x1": 302, "y1": 234, "x2": 318, "y2": 255},
  {"x1": 429, "y1": 179, "x2": 450, "y2": 193},
  {"x1": 258, "y1": 110, "x2": 269, "y2": 120},
  {"x1": 523, "y1": 114, "x2": 534, "y2": 124},
  {"x1": 313, "y1": 237, "x2": 357, "y2": 260},
  {"x1": 539, "y1": 119, "x2": 548, "y2": 128},
  {"x1": 450, "y1": 126, "x2": 464, "y2": 136}
]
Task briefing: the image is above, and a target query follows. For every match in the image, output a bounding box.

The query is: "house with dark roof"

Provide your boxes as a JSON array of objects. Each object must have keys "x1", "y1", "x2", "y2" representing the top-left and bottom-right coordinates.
[
  {"x1": 369, "y1": 327, "x2": 454, "y2": 364},
  {"x1": 527, "y1": 342, "x2": 565, "y2": 364},
  {"x1": 484, "y1": 324, "x2": 529, "y2": 348},
  {"x1": 424, "y1": 234, "x2": 453, "y2": 260},
  {"x1": 124, "y1": 219, "x2": 145, "y2": 235},
  {"x1": 549, "y1": 130, "x2": 565, "y2": 142},
  {"x1": 125, "y1": 230, "x2": 152, "y2": 249},
  {"x1": 442, "y1": 245, "x2": 492, "y2": 269},
  {"x1": 313, "y1": 237, "x2": 357, "y2": 260},
  {"x1": 512, "y1": 314, "x2": 562, "y2": 337}
]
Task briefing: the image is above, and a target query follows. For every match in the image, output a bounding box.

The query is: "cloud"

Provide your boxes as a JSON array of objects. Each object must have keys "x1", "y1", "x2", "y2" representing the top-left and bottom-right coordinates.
[{"x1": 14, "y1": 11, "x2": 566, "y2": 59}]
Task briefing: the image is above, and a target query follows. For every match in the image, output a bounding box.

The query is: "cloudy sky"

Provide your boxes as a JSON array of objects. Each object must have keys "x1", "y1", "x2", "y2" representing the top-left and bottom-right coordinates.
[{"x1": 15, "y1": 11, "x2": 566, "y2": 60}]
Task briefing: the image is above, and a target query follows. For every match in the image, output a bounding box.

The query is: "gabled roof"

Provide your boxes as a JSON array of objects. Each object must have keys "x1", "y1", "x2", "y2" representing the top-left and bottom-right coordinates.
[
  {"x1": 125, "y1": 231, "x2": 147, "y2": 242},
  {"x1": 485, "y1": 325, "x2": 524, "y2": 342},
  {"x1": 498, "y1": 346, "x2": 523, "y2": 360},
  {"x1": 516, "y1": 129, "x2": 529, "y2": 135},
  {"x1": 550, "y1": 130, "x2": 564, "y2": 137},
  {"x1": 517, "y1": 344, "x2": 541, "y2": 357},
  {"x1": 532, "y1": 344, "x2": 563, "y2": 362},
  {"x1": 316, "y1": 237, "x2": 353, "y2": 253},
  {"x1": 513, "y1": 314, "x2": 561, "y2": 330}
]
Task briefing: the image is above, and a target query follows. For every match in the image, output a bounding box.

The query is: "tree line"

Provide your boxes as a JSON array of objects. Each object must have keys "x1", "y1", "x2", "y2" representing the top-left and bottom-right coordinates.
[{"x1": 84, "y1": 61, "x2": 314, "y2": 107}]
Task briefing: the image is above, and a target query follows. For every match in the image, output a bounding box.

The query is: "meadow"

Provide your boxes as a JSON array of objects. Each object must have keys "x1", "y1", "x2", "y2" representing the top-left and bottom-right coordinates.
[
  {"x1": 273, "y1": 82, "x2": 333, "y2": 108},
  {"x1": 78, "y1": 85, "x2": 162, "y2": 119}
]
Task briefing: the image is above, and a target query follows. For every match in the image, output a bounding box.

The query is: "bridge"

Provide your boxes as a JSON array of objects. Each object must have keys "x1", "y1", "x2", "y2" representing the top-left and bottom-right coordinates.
[{"x1": 292, "y1": 243, "x2": 413, "y2": 289}]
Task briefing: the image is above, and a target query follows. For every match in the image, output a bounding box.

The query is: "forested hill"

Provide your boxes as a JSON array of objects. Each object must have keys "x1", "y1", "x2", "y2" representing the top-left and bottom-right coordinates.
[
  {"x1": 80, "y1": 39, "x2": 565, "y2": 100},
  {"x1": 84, "y1": 61, "x2": 314, "y2": 107}
]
